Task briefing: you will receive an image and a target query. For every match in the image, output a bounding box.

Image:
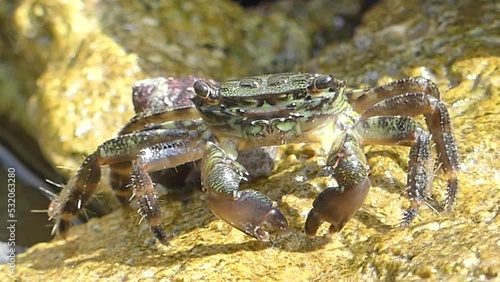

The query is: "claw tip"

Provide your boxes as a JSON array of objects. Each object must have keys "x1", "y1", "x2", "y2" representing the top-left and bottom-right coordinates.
[{"x1": 266, "y1": 207, "x2": 289, "y2": 233}]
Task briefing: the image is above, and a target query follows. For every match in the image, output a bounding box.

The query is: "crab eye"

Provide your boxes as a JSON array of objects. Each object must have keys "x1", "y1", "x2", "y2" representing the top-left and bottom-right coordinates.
[
  {"x1": 194, "y1": 80, "x2": 219, "y2": 104},
  {"x1": 311, "y1": 74, "x2": 334, "y2": 92}
]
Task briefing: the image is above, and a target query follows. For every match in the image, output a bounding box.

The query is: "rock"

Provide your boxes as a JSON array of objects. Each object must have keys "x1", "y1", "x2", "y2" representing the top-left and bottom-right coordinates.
[{"x1": 1, "y1": 0, "x2": 499, "y2": 281}]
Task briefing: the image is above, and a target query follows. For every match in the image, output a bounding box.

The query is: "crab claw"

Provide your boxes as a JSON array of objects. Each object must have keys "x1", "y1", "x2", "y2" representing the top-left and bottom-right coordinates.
[
  {"x1": 206, "y1": 189, "x2": 289, "y2": 241},
  {"x1": 305, "y1": 178, "x2": 370, "y2": 237}
]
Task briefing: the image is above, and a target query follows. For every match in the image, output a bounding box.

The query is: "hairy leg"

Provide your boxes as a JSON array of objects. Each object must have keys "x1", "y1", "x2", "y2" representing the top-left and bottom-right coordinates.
[{"x1": 356, "y1": 116, "x2": 434, "y2": 225}]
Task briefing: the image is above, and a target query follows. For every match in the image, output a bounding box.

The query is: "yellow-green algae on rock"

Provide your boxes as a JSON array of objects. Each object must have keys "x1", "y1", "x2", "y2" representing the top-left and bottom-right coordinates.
[{"x1": 1, "y1": 0, "x2": 499, "y2": 281}]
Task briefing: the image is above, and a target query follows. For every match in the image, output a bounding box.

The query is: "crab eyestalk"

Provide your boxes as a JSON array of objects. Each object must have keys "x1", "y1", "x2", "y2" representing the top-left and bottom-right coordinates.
[
  {"x1": 202, "y1": 141, "x2": 289, "y2": 241},
  {"x1": 193, "y1": 79, "x2": 220, "y2": 104},
  {"x1": 309, "y1": 74, "x2": 334, "y2": 92}
]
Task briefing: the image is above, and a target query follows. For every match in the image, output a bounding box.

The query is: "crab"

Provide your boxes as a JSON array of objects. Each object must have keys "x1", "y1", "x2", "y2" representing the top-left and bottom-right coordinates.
[{"x1": 49, "y1": 73, "x2": 459, "y2": 244}]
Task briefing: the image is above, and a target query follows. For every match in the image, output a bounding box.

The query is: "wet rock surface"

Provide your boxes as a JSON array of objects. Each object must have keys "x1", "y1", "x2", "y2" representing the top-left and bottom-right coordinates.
[{"x1": 0, "y1": 0, "x2": 499, "y2": 281}]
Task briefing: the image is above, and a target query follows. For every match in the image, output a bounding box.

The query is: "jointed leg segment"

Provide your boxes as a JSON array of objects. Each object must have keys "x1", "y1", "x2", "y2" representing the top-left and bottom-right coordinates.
[
  {"x1": 356, "y1": 117, "x2": 434, "y2": 225},
  {"x1": 51, "y1": 125, "x2": 207, "y2": 244},
  {"x1": 348, "y1": 77, "x2": 459, "y2": 225}
]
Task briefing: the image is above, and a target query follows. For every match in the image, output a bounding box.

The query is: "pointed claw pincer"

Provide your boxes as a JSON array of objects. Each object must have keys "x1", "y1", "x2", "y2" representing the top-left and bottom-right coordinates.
[
  {"x1": 206, "y1": 189, "x2": 289, "y2": 241},
  {"x1": 202, "y1": 142, "x2": 289, "y2": 241}
]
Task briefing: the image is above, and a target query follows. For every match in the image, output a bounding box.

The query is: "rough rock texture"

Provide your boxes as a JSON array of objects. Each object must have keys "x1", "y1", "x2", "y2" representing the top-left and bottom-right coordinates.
[{"x1": 0, "y1": 0, "x2": 499, "y2": 281}]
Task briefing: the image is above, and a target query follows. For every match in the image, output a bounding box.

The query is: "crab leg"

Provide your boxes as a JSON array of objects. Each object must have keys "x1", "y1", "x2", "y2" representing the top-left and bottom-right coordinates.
[
  {"x1": 109, "y1": 113, "x2": 205, "y2": 203},
  {"x1": 119, "y1": 105, "x2": 200, "y2": 134},
  {"x1": 51, "y1": 122, "x2": 209, "y2": 244},
  {"x1": 345, "y1": 77, "x2": 441, "y2": 111},
  {"x1": 346, "y1": 77, "x2": 459, "y2": 209},
  {"x1": 362, "y1": 94, "x2": 459, "y2": 208},
  {"x1": 305, "y1": 133, "x2": 370, "y2": 237},
  {"x1": 201, "y1": 141, "x2": 289, "y2": 242},
  {"x1": 355, "y1": 116, "x2": 434, "y2": 225},
  {"x1": 51, "y1": 153, "x2": 101, "y2": 237}
]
